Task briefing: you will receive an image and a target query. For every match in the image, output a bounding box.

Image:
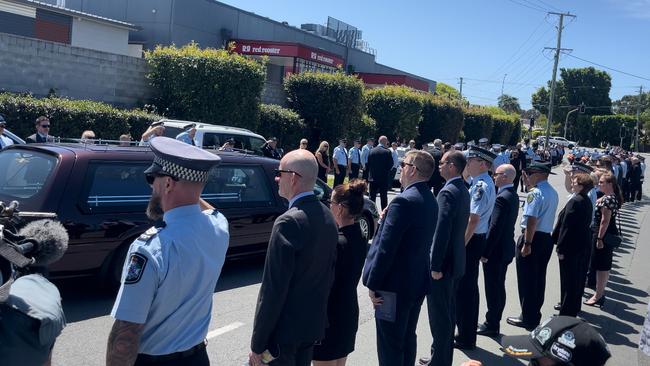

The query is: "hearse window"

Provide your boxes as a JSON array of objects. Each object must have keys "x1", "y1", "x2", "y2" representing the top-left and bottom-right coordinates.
[
  {"x1": 202, "y1": 165, "x2": 273, "y2": 208},
  {"x1": 0, "y1": 150, "x2": 57, "y2": 199},
  {"x1": 84, "y1": 162, "x2": 151, "y2": 212}
]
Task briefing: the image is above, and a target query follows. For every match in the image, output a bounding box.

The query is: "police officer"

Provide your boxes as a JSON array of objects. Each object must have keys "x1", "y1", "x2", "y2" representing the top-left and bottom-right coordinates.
[
  {"x1": 361, "y1": 138, "x2": 374, "y2": 180},
  {"x1": 507, "y1": 162, "x2": 559, "y2": 330},
  {"x1": 333, "y1": 138, "x2": 348, "y2": 187},
  {"x1": 175, "y1": 123, "x2": 197, "y2": 145},
  {"x1": 139, "y1": 120, "x2": 165, "y2": 146},
  {"x1": 455, "y1": 145, "x2": 497, "y2": 349},
  {"x1": 107, "y1": 137, "x2": 229, "y2": 366},
  {"x1": 348, "y1": 139, "x2": 362, "y2": 180},
  {"x1": 492, "y1": 144, "x2": 509, "y2": 171}
]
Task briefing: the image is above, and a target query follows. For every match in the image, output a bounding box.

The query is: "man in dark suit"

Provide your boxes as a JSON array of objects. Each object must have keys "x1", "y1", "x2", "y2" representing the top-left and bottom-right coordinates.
[
  {"x1": 419, "y1": 151, "x2": 470, "y2": 366},
  {"x1": 25, "y1": 116, "x2": 55, "y2": 143},
  {"x1": 249, "y1": 150, "x2": 338, "y2": 366},
  {"x1": 363, "y1": 150, "x2": 438, "y2": 366},
  {"x1": 425, "y1": 139, "x2": 444, "y2": 196},
  {"x1": 477, "y1": 164, "x2": 520, "y2": 337},
  {"x1": 367, "y1": 135, "x2": 394, "y2": 210}
]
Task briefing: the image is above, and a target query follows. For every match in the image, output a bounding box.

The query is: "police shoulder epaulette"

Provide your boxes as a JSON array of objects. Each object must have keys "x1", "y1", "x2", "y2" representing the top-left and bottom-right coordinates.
[{"x1": 138, "y1": 225, "x2": 163, "y2": 242}]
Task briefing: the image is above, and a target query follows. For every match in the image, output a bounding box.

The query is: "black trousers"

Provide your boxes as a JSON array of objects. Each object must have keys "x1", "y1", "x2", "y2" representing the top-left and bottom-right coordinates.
[
  {"x1": 426, "y1": 276, "x2": 458, "y2": 366},
  {"x1": 482, "y1": 258, "x2": 511, "y2": 329},
  {"x1": 559, "y1": 252, "x2": 590, "y2": 317},
  {"x1": 369, "y1": 181, "x2": 389, "y2": 210},
  {"x1": 334, "y1": 165, "x2": 347, "y2": 187},
  {"x1": 135, "y1": 347, "x2": 209, "y2": 366},
  {"x1": 349, "y1": 163, "x2": 360, "y2": 180},
  {"x1": 455, "y1": 234, "x2": 486, "y2": 345},
  {"x1": 513, "y1": 171, "x2": 522, "y2": 192},
  {"x1": 622, "y1": 179, "x2": 631, "y2": 202},
  {"x1": 515, "y1": 232, "x2": 553, "y2": 325},
  {"x1": 375, "y1": 294, "x2": 424, "y2": 366},
  {"x1": 267, "y1": 342, "x2": 314, "y2": 366},
  {"x1": 362, "y1": 165, "x2": 369, "y2": 180}
]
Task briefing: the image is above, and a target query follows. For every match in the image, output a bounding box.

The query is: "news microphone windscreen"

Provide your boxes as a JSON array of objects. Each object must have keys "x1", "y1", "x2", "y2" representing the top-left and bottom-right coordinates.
[{"x1": 17, "y1": 220, "x2": 69, "y2": 267}]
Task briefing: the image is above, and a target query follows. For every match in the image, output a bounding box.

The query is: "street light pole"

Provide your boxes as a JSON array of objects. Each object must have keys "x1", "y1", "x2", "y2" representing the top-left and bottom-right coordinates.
[{"x1": 563, "y1": 107, "x2": 579, "y2": 139}]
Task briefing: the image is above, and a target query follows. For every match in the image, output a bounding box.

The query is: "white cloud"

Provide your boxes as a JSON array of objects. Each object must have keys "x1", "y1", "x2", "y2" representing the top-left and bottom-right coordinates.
[{"x1": 608, "y1": 0, "x2": 650, "y2": 19}]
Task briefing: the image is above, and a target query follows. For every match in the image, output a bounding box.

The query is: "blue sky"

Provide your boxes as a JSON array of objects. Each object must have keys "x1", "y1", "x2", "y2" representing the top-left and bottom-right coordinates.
[{"x1": 221, "y1": 0, "x2": 649, "y2": 110}]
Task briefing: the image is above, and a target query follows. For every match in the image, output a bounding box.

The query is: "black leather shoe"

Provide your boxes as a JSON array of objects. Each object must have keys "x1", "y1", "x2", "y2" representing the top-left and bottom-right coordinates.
[
  {"x1": 506, "y1": 316, "x2": 537, "y2": 330},
  {"x1": 417, "y1": 356, "x2": 431, "y2": 365},
  {"x1": 476, "y1": 323, "x2": 499, "y2": 337},
  {"x1": 453, "y1": 340, "x2": 476, "y2": 350},
  {"x1": 554, "y1": 303, "x2": 562, "y2": 311}
]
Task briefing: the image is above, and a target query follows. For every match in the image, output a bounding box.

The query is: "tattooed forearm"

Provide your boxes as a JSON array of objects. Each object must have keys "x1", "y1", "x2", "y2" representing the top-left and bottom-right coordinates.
[{"x1": 106, "y1": 320, "x2": 144, "y2": 366}]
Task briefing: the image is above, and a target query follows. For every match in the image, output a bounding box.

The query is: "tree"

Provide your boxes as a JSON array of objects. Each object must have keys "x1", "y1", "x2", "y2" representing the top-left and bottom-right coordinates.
[
  {"x1": 498, "y1": 94, "x2": 522, "y2": 114},
  {"x1": 365, "y1": 85, "x2": 424, "y2": 142},
  {"x1": 435, "y1": 82, "x2": 463, "y2": 102}
]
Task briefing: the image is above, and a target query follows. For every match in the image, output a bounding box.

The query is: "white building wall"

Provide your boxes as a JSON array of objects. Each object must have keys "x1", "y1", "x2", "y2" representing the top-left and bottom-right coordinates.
[{"x1": 70, "y1": 17, "x2": 129, "y2": 55}]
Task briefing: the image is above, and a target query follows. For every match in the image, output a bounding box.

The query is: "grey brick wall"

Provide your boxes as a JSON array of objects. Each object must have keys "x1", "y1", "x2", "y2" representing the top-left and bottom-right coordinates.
[{"x1": 0, "y1": 33, "x2": 151, "y2": 107}]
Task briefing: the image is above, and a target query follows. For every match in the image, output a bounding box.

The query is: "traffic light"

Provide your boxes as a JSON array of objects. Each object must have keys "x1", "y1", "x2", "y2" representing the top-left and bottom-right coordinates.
[
  {"x1": 579, "y1": 103, "x2": 586, "y2": 114},
  {"x1": 530, "y1": 117, "x2": 535, "y2": 128}
]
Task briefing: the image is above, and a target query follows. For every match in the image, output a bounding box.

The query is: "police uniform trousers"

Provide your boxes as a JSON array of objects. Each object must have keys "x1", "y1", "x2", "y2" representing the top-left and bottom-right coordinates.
[
  {"x1": 426, "y1": 277, "x2": 458, "y2": 366},
  {"x1": 482, "y1": 257, "x2": 511, "y2": 330},
  {"x1": 376, "y1": 294, "x2": 425, "y2": 366},
  {"x1": 134, "y1": 342, "x2": 209, "y2": 366},
  {"x1": 515, "y1": 232, "x2": 553, "y2": 326},
  {"x1": 349, "y1": 163, "x2": 360, "y2": 180},
  {"x1": 268, "y1": 342, "x2": 315, "y2": 366},
  {"x1": 455, "y1": 233, "x2": 486, "y2": 345},
  {"x1": 334, "y1": 165, "x2": 347, "y2": 187},
  {"x1": 558, "y1": 249, "x2": 591, "y2": 317}
]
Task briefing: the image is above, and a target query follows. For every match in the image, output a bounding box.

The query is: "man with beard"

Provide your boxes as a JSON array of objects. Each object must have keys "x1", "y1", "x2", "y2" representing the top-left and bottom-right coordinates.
[{"x1": 107, "y1": 137, "x2": 228, "y2": 366}]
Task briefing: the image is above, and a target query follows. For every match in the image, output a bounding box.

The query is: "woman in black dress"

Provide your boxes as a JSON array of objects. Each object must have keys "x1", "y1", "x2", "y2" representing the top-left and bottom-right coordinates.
[
  {"x1": 315, "y1": 141, "x2": 331, "y2": 183},
  {"x1": 312, "y1": 179, "x2": 368, "y2": 366},
  {"x1": 585, "y1": 172, "x2": 622, "y2": 307},
  {"x1": 552, "y1": 173, "x2": 594, "y2": 316}
]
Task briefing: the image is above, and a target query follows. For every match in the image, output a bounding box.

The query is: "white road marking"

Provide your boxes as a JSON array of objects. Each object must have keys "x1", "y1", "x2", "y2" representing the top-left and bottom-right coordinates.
[{"x1": 206, "y1": 321, "x2": 245, "y2": 340}]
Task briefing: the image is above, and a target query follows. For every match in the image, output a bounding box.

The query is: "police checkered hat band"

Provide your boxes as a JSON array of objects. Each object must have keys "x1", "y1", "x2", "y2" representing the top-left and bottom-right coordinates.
[
  {"x1": 154, "y1": 156, "x2": 209, "y2": 182},
  {"x1": 573, "y1": 162, "x2": 594, "y2": 174}
]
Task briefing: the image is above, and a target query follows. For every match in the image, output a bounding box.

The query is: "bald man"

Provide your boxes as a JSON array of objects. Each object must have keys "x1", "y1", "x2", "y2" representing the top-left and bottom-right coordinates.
[
  {"x1": 250, "y1": 150, "x2": 338, "y2": 366},
  {"x1": 477, "y1": 164, "x2": 520, "y2": 337}
]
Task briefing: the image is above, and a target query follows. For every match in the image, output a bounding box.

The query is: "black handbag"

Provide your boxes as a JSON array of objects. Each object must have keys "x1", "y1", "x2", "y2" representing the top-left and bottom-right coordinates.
[{"x1": 603, "y1": 232, "x2": 622, "y2": 248}]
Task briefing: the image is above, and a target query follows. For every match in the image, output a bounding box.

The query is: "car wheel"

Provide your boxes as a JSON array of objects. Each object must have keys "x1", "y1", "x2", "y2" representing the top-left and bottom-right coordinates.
[
  {"x1": 107, "y1": 243, "x2": 130, "y2": 290},
  {"x1": 359, "y1": 213, "x2": 372, "y2": 241}
]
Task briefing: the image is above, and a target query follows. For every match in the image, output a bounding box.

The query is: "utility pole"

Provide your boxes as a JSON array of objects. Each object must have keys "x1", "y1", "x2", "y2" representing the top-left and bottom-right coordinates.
[
  {"x1": 635, "y1": 85, "x2": 643, "y2": 151},
  {"x1": 459, "y1": 77, "x2": 464, "y2": 104},
  {"x1": 544, "y1": 12, "x2": 576, "y2": 151},
  {"x1": 500, "y1": 73, "x2": 507, "y2": 97}
]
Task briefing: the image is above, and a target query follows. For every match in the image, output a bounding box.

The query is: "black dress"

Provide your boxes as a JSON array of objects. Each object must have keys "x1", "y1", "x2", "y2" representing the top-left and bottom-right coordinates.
[
  {"x1": 312, "y1": 223, "x2": 367, "y2": 361},
  {"x1": 591, "y1": 194, "x2": 619, "y2": 271},
  {"x1": 317, "y1": 152, "x2": 330, "y2": 182}
]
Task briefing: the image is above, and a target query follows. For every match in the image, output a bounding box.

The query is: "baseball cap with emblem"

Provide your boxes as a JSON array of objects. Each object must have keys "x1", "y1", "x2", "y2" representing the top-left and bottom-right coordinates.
[
  {"x1": 466, "y1": 145, "x2": 497, "y2": 163},
  {"x1": 572, "y1": 162, "x2": 594, "y2": 174},
  {"x1": 501, "y1": 316, "x2": 611, "y2": 366},
  {"x1": 525, "y1": 162, "x2": 556, "y2": 175},
  {"x1": 144, "y1": 136, "x2": 221, "y2": 183}
]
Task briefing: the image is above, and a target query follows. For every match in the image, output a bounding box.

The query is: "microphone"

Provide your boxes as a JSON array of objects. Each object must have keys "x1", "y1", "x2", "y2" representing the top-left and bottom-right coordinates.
[{"x1": 17, "y1": 220, "x2": 69, "y2": 267}]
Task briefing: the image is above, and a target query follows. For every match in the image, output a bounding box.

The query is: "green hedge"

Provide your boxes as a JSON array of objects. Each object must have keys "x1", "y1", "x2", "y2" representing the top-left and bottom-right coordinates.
[
  {"x1": 365, "y1": 85, "x2": 423, "y2": 142},
  {"x1": 462, "y1": 108, "x2": 494, "y2": 143},
  {"x1": 284, "y1": 72, "x2": 365, "y2": 150},
  {"x1": 145, "y1": 42, "x2": 266, "y2": 131},
  {"x1": 418, "y1": 97, "x2": 464, "y2": 144},
  {"x1": 490, "y1": 114, "x2": 519, "y2": 145},
  {"x1": 591, "y1": 115, "x2": 636, "y2": 148},
  {"x1": 508, "y1": 119, "x2": 522, "y2": 146},
  {"x1": 258, "y1": 104, "x2": 306, "y2": 149},
  {"x1": 0, "y1": 93, "x2": 158, "y2": 140}
]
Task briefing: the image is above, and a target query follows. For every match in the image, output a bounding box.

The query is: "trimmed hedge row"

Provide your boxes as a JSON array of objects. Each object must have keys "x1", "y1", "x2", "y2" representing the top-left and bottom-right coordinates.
[
  {"x1": 0, "y1": 93, "x2": 158, "y2": 140},
  {"x1": 462, "y1": 108, "x2": 494, "y2": 143},
  {"x1": 419, "y1": 96, "x2": 464, "y2": 144},
  {"x1": 365, "y1": 85, "x2": 424, "y2": 142},
  {"x1": 258, "y1": 104, "x2": 306, "y2": 149}
]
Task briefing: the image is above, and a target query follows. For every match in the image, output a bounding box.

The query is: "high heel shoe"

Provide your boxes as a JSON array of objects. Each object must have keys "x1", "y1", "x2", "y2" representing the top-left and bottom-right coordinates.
[{"x1": 584, "y1": 296, "x2": 606, "y2": 307}]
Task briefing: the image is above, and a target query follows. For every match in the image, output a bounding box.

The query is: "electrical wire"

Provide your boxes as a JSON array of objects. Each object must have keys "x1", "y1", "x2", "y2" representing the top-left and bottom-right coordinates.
[
  {"x1": 487, "y1": 18, "x2": 548, "y2": 80},
  {"x1": 505, "y1": 0, "x2": 548, "y2": 13},
  {"x1": 565, "y1": 54, "x2": 650, "y2": 82}
]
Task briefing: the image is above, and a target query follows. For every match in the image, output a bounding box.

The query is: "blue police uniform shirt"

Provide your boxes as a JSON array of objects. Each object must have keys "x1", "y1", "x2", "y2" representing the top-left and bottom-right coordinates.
[
  {"x1": 111, "y1": 204, "x2": 229, "y2": 355},
  {"x1": 0, "y1": 135, "x2": 13, "y2": 149},
  {"x1": 361, "y1": 144, "x2": 372, "y2": 166},
  {"x1": 391, "y1": 148, "x2": 399, "y2": 169},
  {"x1": 175, "y1": 131, "x2": 194, "y2": 145},
  {"x1": 348, "y1": 146, "x2": 361, "y2": 164},
  {"x1": 333, "y1": 145, "x2": 348, "y2": 166},
  {"x1": 139, "y1": 135, "x2": 156, "y2": 147},
  {"x1": 469, "y1": 171, "x2": 496, "y2": 234},
  {"x1": 493, "y1": 152, "x2": 509, "y2": 169},
  {"x1": 520, "y1": 180, "x2": 559, "y2": 233}
]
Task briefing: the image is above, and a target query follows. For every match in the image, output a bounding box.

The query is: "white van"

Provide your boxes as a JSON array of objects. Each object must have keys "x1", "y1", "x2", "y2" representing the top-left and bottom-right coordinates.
[{"x1": 159, "y1": 119, "x2": 267, "y2": 155}]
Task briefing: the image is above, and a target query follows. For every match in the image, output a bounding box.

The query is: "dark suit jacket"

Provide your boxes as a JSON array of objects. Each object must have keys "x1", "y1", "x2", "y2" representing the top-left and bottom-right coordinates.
[
  {"x1": 366, "y1": 145, "x2": 394, "y2": 187},
  {"x1": 552, "y1": 192, "x2": 593, "y2": 256},
  {"x1": 362, "y1": 181, "x2": 438, "y2": 300},
  {"x1": 25, "y1": 133, "x2": 50, "y2": 144},
  {"x1": 430, "y1": 177, "x2": 470, "y2": 279},
  {"x1": 425, "y1": 148, "x2": 444, "y2": 195},
  {"x1": 483, "y1": 186, "x2": 520, "y2": 263},
  {"x1": 251, "y1": 194, "x2": 338, "y2": 353}
]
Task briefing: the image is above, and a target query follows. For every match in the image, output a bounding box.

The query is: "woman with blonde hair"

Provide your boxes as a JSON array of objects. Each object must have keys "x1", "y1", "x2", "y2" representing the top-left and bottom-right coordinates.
[{"x1": 315, "y1": 141, "x2": 331, "y2": 183}]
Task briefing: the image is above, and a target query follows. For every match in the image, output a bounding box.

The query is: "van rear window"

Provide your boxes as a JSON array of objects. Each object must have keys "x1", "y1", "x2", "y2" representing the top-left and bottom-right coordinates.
[{"x1": 0, "y1": 150, "x2": 57, "y2": 199}]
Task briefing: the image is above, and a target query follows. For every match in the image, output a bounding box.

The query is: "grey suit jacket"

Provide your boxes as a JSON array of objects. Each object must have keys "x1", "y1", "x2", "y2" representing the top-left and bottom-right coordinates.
[{"x1": 251, "y1": 194, "x2": 338, "y2": 353}]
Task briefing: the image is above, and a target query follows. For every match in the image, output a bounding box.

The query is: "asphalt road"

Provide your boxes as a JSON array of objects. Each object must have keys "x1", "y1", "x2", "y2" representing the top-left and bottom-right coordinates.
[{"x1": 51, "y1": 160, "x2": 650, "y2": 366}]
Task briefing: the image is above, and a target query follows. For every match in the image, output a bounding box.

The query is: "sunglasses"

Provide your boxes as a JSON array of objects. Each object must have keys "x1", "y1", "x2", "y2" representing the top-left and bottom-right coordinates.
[
  {"x1": 41, "y1": 124, "x2": 50, "y2": 128},
  {"x1": 400, "y1": 161, "x2": 419, "y2": 171},
  {"x1": 274, "y1": 169, "x2": 302, "y2": 178},
  {"x1": 146, "y1": 173, "x2": 179, "y2": 185}
]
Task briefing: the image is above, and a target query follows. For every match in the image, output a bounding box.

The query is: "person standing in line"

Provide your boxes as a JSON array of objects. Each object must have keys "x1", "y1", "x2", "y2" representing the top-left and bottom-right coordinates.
[
  {"x1": 175, "y1": 123, "x2": 197, "y2": 145},
  {"x1": 510, "y1": 146, "x2": 525, "y2": 192},
  {"x1": 476, "y1": 164, "x2": 519, "y2": 337},
  {"x1": 455, "y1": 146, "x2": 496, "y2": 349},
  {"x1": 367, "y1": 136, "x2": 394, "y2": 210},
  {"x1": 312, "y1": 180, "x2": 368, "y2": 366},
  {"x1": 347, "y1": 140, "x2": 362, "y2": 181},
  {"x1": 106, "y1": 137, "x2": 228, "y2": 366},
  {"x1": 361, "y1": 138, "x2": 374, "y2": 181},
  {"x1": 0, "y1": 115, "x2": 14, "y2": 149},
  {"x1": 363, "y1": 150, "x2": 438, "y2": 366},
  {"x1": 139, "y1": 120, "x2": 165, "y2": 146},
  {"x1": 507, "y1": 163, "x2": 559, "y2": 330},
  {"x1": 425, "y1": 139, "x2": 444, "y2": 196},
  {"x1": 25, "y1": 116, "x2": 55, "y2": 143},
  {"x1": 584, "y1": 172, "x2": 622, "y2": 308},
  {"x1": 250, "y1": 150, "x2": 338, "y2": 366},
  {"x1": 333, "y1": 138, "x2": 349, "y2": 188},
  {"x1": 419, "y1": 151, "x2": 470, "y2": 366},
  {"x1": 390, "y1": 142, "x2": 400, "y2": 183},
  {"x1": 491, "y1": 145, "x2": 509, "y2": 171},
  {"x1": 551, "y1": 173, "x2": 594, "y2": 317},
  {"x1": 630, "y1": 157, "x2": 643, "y2": 202},
  {"x1": 315, "y1": 141, "x2": 331, "y2": 183},
  {"x1": 298, "y1": 138, "x2": 308, "y2": 150}
]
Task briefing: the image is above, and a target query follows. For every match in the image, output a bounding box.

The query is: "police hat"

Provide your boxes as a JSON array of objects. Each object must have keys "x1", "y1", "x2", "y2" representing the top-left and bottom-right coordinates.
[
  {"x1": 144, "y1": 137, "x2": 221, "y2": 183},
  {"x1": 150, "y1": 120, "x2": 164, "y2": 128},
  {"x1": 183, "y1": 123, "x2": 196, "y2": 131},
  {"x1": 478, "y1": 137, "x2": 489, "y2": 144},
  {"x1": 502, "y1": 316, "x2": 610, "y2": 366},
  {"x1": 572, "y1": 162, "x2": 594, "y2": 174},
  {"x1": 454, "y1": 142, "x2": 464, "y2": 149},
  {"x1": 525, "y1": 162, "x2": 556, "y2": 175},
  {"x1": 466, "y1": 146, "x2": 497, "y2": 163}
]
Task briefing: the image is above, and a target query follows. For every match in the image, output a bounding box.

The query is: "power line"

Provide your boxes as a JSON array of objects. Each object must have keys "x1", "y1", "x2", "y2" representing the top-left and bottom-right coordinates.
[
  {"x1": 564, "y1": 54, "x2": 650, "y2": 82},
  {"x1": 487, "y1": 18, "x2": 548, "y2": 80},
  {"x1": 505, "y1": 0, "x2": 547, "y2": 13},
  {"x1": 533, "y1": 0, "x2": 562, "y2": 12}
]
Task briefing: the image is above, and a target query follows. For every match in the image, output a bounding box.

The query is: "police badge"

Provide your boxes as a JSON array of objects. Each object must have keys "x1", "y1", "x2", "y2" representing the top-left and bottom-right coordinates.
[{"x1": 125, "y1": 253, "x2": 148, "y2": 284}]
